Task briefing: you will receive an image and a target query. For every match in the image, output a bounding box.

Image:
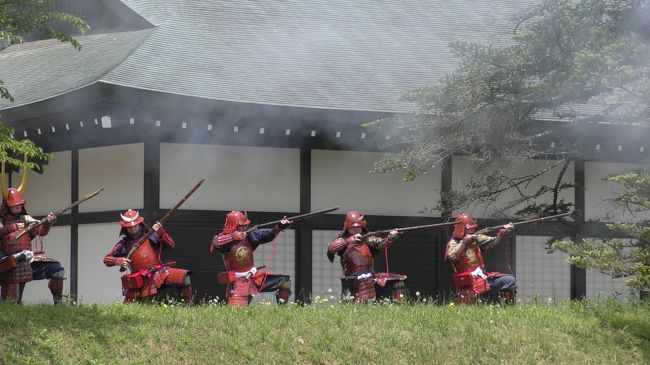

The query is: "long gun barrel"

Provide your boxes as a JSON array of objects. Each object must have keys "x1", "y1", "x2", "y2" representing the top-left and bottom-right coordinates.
[
  {"x1": 245, "y1": 206, "x2": 340, "y2": 233},
  {"x1": 476, "y1": 212, "x2": 573, "y2": 234},
  {"x1": 363, "y1": 220, "x2": 459, "y2": 238},
  {"x1": 10, "y1": 187, "x2": 105, "y2": 243},
  {"x1": 120, "y1": 179, "x2": 204, "y2": 272}
]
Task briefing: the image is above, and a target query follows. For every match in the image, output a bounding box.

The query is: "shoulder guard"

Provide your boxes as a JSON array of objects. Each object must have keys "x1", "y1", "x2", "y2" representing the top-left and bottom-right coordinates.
[
  {"x1": 328, "y1": 237, "x2": 347, "y2": 254},
  {"x1": 215, "y1": 233, "x2": 234, "y2": 247}
]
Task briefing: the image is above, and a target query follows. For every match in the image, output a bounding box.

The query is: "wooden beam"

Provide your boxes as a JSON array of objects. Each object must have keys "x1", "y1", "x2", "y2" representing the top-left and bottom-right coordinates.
[
  {"x1": 296, "y1": 147, "x2": 312, "y2": 303},
  {"x1": 571, "y1": 159, "x2": 587, "y2": 300},
  {"x1": 437, "y1": 157, "x2": 454, "y2": 300},
  {"x1": 70, "y1": 148, "x2": 79, "y2": 299},
  {"x1": 143, "y1": 140, "x2": 161, "y2": 220}
]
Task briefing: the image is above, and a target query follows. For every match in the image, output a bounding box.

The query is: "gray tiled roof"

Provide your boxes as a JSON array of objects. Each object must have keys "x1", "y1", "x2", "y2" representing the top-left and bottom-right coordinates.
[
  {"x1": 103, "y1": 0, "x2": 536, "y2": 113},
  {"x1": 118, "y1": 0, "x2": 183, "y2": 27},
  {"x1": 0, "y1": 29, "x2": 153, "y2": 110},
  {"x1": 2, "y1": 1, "x2": 538, "y2": 113}
]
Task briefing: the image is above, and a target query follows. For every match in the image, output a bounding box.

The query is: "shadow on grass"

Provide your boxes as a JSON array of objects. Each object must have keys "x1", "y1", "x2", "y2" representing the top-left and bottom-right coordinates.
[
  {"x1": 583, "y1": 299, "x2": 650, "y2": 362},
  {"x1": 0, "y1": 301, "x2": 146, "y2": 364}
]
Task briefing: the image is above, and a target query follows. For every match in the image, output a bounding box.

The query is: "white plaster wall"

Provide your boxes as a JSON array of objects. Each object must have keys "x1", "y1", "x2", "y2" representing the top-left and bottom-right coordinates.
[
  {"x1": 585, "y1": 162, "x2": 650, "y2": 222},
  {"x1": 586, "y1": 270, "x2": 638, "y2": 300},
  {"x1": 21, "y1": 226, "x2": 71, "y2": 304},
  {"x1": 312, "y1": 150, "x2": 441, "y2": 216},
  {"x1": 312, "y1": 229, "x2": 344, "y2": 298},
  {"x1": 77, "y1": 223, "x2": 124, "y2": 304},
  {"x1": 160, "y1": 143, "x2": 300, "y2": 212},
  {"x1": 12, "y1": 151, "x2": 71, "y2": 216},
  {"x1": 584, "y1": 237, "x2": 639, "y2": 300},
  {"x1": 452, "y1": 156, "x2": 575, "y2": 218},
  {"x1": 515, "y1": 236, "x2": 571, "y2": 303},
  {"x1": 79, "y1": 144, "x2": 144, "y2": 213}
]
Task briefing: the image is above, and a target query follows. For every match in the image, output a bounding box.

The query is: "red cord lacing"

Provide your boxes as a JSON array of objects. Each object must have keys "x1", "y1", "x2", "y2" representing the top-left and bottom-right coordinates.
[
  {"x1": 34, "y1": 235, "x2": 45, "y2": 255},
  {"x1": 383, "y1": 241, "x2": 391, "y2": 274},
  {"x1": 505, "y1": 235, "x2": 513, "y2": 275}
]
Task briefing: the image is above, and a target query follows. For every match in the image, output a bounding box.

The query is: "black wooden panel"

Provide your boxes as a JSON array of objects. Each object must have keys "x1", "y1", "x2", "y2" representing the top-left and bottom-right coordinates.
[
  {"x1": 368, "y1": 231, "x2": 440, "y2": 299},
  {"x1": 160, "y1": 221, "x2": 226, "y2": 301}
]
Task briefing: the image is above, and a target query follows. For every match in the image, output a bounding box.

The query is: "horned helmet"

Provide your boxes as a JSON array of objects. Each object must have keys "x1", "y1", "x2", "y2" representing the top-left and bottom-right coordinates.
[
  {"x1": 223, "y1": 210, "x2": 251, "y2": 234},
  {"x1": 1, "y1": 155, "x2": 30, "y2": 211},
  {"x1": 342, "y1": 210, "x2": 367, "y2": 233},
  {"x1": 120, "y1": 209, "x2": 144, "y2": 228},
  {"x1": 452, "y1": 213, "x2": 477, "y2": 239}
]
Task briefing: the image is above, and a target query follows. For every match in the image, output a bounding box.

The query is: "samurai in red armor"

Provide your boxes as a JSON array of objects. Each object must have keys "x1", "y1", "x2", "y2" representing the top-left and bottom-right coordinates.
[
  {"x1": 103, "y1": 209, "x2": 192, "y2": 303},
  {"x1": 0, "y1": 186, "x2": 60, "y2": 304},
  {"x1": 327, "y1": 211, "x2": 405, "y2": 303},
  {"x1": 445, "y1": 213, "x2": 517, "y2": 305},
  {"x1": 210, "y1": 211, "x2": 292, "y2": 307}
]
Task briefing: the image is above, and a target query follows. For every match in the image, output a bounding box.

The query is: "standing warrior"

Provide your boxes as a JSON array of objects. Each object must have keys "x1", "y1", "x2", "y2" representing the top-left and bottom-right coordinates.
[
  {"x1": 103, "y1": 209, "x2": 192, "y2": 303},
  {"x1": 0, "y1": 186, "x2": 59, "y2": 304},
  {"x1": 210, "y1": 211, "x2": 292, "y2": 306},
  {"x1": 445, "y1": 213, "x2": 516, "y2": 305},
  {"x1": 327, "y1": 211, "x2": 401, "y2": 303}
]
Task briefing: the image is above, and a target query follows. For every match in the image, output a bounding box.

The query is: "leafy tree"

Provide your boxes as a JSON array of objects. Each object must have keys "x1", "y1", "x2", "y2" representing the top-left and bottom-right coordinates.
[
  {"x1": 368, "y1": 0, "x2": 650, "y2": 218},
  {"x1": 553, "y1": 171, "x2": 650, "y2": 291},
  {"x1": 0, "y1": 0, "x2": 89, "y2": 168}
]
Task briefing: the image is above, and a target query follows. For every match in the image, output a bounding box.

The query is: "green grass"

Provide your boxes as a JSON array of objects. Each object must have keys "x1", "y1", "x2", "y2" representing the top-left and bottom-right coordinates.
[{"x1": 0, "y1": 299, "x2": 649, "y2": 365}]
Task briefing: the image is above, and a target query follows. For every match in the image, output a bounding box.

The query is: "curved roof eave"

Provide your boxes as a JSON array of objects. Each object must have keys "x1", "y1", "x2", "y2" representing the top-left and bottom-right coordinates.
[
  {"x1": 0, "y1": 28, "x2": 155, "y2": 112},
  {"x1": 97, "y1": 79, "x2": 410, "y2": 115}
]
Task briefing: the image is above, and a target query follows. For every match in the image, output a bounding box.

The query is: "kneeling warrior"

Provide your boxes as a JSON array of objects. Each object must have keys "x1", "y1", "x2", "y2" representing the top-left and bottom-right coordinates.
[
  {"x1": 327, "y1": 211, "x2": 402, "y2": 303},
  {"x1": 0, "y1": 187, "x2": 59, "y2": 304},
  {"x1": 445, "y1": 213, "x2": 516, "y2": 305},
  {"x1": 210, "y1": 211, "x2": 292, "y2": 306},
  {"x1": 104, "y1": 209, "x2": 192, "y2": 303}
]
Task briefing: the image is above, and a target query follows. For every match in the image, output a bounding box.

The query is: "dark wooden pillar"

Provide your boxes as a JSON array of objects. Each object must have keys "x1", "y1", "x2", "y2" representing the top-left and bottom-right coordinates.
[
  {"x1": 437, "y1": 157, "x2": 454, "y2": 300},
  {"x1": 571, "y1": 159, "x2": 587, "y2": 299},
  {"x1": 70, "y1": 148, "x2": 79, "y2": 299},
  {"x1": 295, "y1": 147, "x2": 312, "y2": 303},
  {"x1": 143, "y1": 140, "x2": 161, "y2": 219}
]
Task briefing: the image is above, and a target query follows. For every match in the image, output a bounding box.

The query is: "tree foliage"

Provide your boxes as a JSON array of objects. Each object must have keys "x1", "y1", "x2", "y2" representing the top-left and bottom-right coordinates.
[
  {"x1": 0, "y1": 0, "x2": 89, "y2": 167},
  {"x1": 0, "y1": 124, "x2": 47, "y2": 171},
  {"x1": 553, "y1": 171, "x2": 650, "y2": 291},
  {"x1": 368, "y1": 0, "x2": 650, "y2": 217}
]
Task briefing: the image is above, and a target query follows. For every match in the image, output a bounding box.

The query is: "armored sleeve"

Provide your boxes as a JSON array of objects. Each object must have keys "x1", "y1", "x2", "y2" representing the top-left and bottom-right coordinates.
[
  {"x1": 248, "y1": 228, "x2": 278, "y2": 246},
  {"x1": 152, "y1": 229, "x2": 175, "y2": 249},
  {"x1": 22, "y1": 214, "x2": 52, "y2": 237},
  {"x1": 476, "y1": 233, "x2": 502, "y2": 251},
  {"x1": 103, "y1": 240, "x2": 127, "y2": 267},
  {"x1": 365, "y1": 235, "x2": 388, "y2": 250},
  {"x1": 0, "y1": 222, "x2": 20, "y2": 238},
  {"x1": 446, "y1": 238, "x2": 465, "y2": 261}
]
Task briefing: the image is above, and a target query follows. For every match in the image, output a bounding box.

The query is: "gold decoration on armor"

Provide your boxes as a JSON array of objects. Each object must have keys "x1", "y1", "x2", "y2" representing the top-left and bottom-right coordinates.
[
  {"x1": 235, "y1": 246, "x2": 251, "y2": 263},
  {"x1": 466, "y1": 249, "x2": 479, "y2": 265}
]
